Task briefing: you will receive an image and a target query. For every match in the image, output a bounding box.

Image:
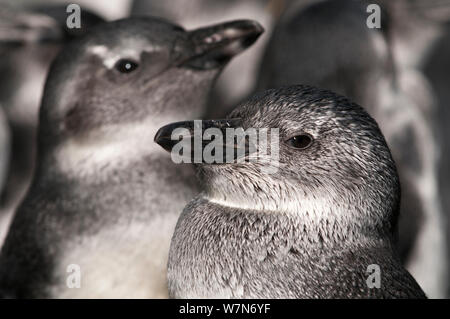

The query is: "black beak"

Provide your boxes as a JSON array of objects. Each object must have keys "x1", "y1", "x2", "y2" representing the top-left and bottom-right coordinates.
[
  {"x1": 182, "y1": 20, "x2": 264, "y2": 69},
  {"x1": 154, "y1": 118, "x2": 257, "y2": 163}
]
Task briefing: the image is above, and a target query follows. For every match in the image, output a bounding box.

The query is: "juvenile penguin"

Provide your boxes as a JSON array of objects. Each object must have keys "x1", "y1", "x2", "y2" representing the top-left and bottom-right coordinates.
[
  {"x1": 256, "y1": 0, "x2": 446, "y2": 298},
  {"x1": 156, "y1": 85, "x2": 426, "y2": 299},
  {"x1": 0, "y1": 17, "x2": 263, "y2": 298}
]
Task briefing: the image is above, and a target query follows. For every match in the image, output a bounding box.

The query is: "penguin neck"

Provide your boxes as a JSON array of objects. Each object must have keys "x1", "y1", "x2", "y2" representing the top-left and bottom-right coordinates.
[
  {"x1": 35, "y1": 125, "x2": 192, "y2": 187},
  {"x1": 37, "y1": 147, "x2": 189, "y2": 188},
  {"x1": 201, "y1": 195, "x2": 395, "y2": 251},
  {"x1": 202, "y1": 175, "x2": 395, "y2": 246}
]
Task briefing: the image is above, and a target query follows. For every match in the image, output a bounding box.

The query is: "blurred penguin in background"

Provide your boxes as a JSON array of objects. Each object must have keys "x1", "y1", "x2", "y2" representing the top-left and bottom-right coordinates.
[
  {"x1": 0, "y1": 16, "x2": 263, "y2": 298},
  {"x1": 0, "y1": 4, "x2": 105, "y2": 246},
  {"x1": 131, "y1": 0, "x2": 316, "y2": 117},
  {"x1": 424, "y1": 26, "x2": 450, "y2": 297},
  {"x1": 257, "y1": 0, "x2": 447, "y2": 297},
  {"x1": 413, "y1": 1, "x2": 450, "y2": 298},
  {"x1": 377, "y1": 0, "x2": 450, "y2": 298}
]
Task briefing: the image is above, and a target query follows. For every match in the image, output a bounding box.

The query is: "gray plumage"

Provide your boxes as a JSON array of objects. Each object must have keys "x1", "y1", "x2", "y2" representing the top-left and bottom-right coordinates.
[
  {"x1": 164, "y1": 85, "x2": 426, "y2": 298},
  {"x1": 0, "y1": 17, "x2": 262, "y2": 298},
  {"x1": 256, "y1": 0, "x2": 446, "y2": 297}
]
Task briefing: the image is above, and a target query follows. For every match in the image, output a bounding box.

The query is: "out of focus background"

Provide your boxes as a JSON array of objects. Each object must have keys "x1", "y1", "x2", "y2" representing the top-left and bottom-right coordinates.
[{"x1": 0, "y1": 0, "x2": 449, "y2": 298}]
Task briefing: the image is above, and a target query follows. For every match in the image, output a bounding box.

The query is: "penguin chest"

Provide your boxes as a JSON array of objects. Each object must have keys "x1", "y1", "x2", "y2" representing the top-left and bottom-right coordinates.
[{"x1": 50, "y1": 213, "x2": 178, "y2": 299}]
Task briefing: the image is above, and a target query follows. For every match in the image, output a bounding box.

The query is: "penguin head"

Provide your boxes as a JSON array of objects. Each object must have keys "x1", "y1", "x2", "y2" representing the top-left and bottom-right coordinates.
[
  {"x1": 156, "y1": 85, "x2": 400, "y2": 235},
  {"x1": 38, "y1": 17, "x2": 263, "y2": 151}
]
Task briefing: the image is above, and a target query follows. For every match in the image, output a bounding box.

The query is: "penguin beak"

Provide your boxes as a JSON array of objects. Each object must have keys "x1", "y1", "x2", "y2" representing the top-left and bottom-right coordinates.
[
  {"x1": 154, "y1": 118, "x2": 254, "y2": 163},
  {"x1": 182, "y1": 20, "x2": 264, "y2": 69}
]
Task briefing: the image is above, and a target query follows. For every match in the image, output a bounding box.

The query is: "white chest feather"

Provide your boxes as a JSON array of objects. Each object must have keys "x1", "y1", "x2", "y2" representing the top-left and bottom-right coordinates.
[{"x1": 50, "y1": 213, "x2": 178, "y2": 299}]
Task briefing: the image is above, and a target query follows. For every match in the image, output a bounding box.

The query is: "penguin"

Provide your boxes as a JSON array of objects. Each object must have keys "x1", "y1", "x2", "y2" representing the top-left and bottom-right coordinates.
[
  {"x1": 155, "y1": 85, "x2": 427, "y2": 299},
  {"x1": 0, "y1": 5, "x2": 105, "y2": 248},
  {"x1": 422, "y1": 19, "x2": 450, "y2": 299},
  {"x1": 0, "y1": 17, "x2": 263, "y2": 298},
  {"x1": 256, "y1": 0, "x2": 446, "y2": 298},
  {"x1": 378, "y1": 0, "x2": 450, "y2": 297}
]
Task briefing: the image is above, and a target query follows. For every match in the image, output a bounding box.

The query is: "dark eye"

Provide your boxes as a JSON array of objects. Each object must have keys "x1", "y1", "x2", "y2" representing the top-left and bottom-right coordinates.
[
  {"x1": 114, "y1": 59, "x2": 139, "y2": 73},
  {"x1": 286, "y1": 134, "x2": 313, "y2": 149}
]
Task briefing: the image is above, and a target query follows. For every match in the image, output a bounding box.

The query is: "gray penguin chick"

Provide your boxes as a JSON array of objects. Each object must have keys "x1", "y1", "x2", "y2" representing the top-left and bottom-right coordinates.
[
  {"x1": 256, "y1": 0, "x2": 446, "y2": 297},
  {"x1": 0, "y1": 17, "x2": 263, "y2": 298},
  {"x1": 155, "y1": 85, "x2": 426, "y2": 299}
]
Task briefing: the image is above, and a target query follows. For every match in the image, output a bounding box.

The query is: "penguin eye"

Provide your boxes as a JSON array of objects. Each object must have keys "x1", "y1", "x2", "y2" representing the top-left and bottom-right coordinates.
[
  {"x1": 114, "y1": 59, "x2": 139, "y2": 73},
  {"x1": 286, "y1": 134, "x2": 313, "y2": 150}
]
